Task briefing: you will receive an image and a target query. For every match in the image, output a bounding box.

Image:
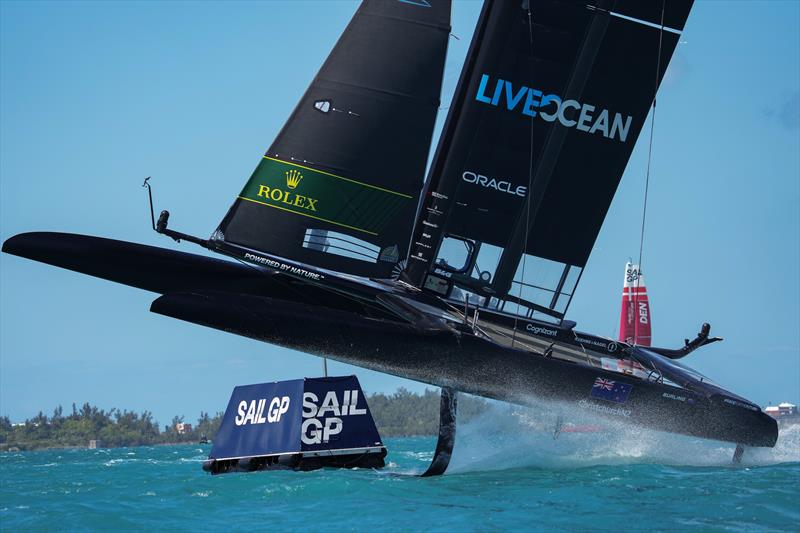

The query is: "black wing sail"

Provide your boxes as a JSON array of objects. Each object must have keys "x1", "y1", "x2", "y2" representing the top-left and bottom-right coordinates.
[
  {"x1": 406, "y1": 0, "x2": 692, "y2": 320},
  {"x1": 213, "y1": 0, "x2": 452, "y2": 278}
]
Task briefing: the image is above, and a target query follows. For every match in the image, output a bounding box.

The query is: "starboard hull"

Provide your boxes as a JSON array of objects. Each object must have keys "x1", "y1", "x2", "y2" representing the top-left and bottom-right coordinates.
[{"x1": 150, "y1": 290, "x2": 777, "y2": 448}]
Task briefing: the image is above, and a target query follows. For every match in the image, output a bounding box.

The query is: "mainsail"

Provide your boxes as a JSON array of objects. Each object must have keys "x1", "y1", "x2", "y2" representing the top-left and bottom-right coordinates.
[
  {"x1": 213, "y1": 0, "x2": 452, "y2": 278},
  {"x1": 405, "y1": 0, "x2": 692, "y2": 321},
  {"x1": 618, "y1": 261, "x2": 652, "y2": 346}
]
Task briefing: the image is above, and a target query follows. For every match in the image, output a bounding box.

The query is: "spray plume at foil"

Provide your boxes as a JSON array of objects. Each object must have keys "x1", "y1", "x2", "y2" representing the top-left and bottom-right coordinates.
[{"x1": 445, "y1": 398, "x2": 800, "y2": 474}]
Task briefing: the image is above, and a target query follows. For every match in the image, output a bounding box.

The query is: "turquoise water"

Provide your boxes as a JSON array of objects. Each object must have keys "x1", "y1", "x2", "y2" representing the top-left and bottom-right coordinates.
[{"x1": 2, "y1": 411, "x2": 799, "y2": 532}]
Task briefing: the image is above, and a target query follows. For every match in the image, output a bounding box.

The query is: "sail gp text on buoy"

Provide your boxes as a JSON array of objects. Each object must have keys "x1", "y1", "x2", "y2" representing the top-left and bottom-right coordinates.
[
  {"x1": 230, "y1": 389, "x2": 369, "y2": 445},
  {"x1": 302, "y1": 389, "x2": 367, "y2": 445},
  {"x1": 234, "y1": 396, "x2": 291, "y2": 425}
]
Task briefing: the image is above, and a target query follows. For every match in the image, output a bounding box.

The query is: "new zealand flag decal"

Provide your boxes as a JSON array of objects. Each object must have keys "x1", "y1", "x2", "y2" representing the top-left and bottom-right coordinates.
[{"x1": 591, "y1": 377, "x2": 633, "y2": 403}]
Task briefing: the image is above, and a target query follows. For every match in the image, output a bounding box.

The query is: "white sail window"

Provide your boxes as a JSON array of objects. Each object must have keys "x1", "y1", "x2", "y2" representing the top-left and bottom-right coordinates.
[
  {"x1": 513, "y1": 255, "x2": 566, "y2": 290},
  {"x1": 490, "y1": 254, "x2": 583, "y2": 319},
  {"x1": 313, "y1": 100, "x2": 331, "y2": 113},
  {"x1": 450, "y1": 286, "x2": 486, "y2": 307},
  {"x1": 470, "y1": 243, "x2": 503, "y2": 283},
  {"x1": 303, "y1": 229, "x2": 380, "y2": 263},
  {"x1": 434, "y1": 236, "x2": 473, "y2": 272},
  {"x1": 554, "y1": 293, "x2": 572, "y2": 314},
  {"x1": 561, "y1": 265, "x2": 582, "y2": 297}
]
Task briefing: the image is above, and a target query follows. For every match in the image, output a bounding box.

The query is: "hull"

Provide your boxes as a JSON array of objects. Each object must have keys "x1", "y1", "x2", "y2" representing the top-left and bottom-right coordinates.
[
  {"x1": 151, "y1": 290, "x2": 777, "y2": 448},
  {"x1": 3, "y1": 232, "x2": 778, "y2": 448}
]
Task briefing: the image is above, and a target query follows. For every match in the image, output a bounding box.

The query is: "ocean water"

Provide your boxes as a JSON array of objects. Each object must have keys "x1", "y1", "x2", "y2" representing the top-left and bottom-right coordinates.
[{"x1": 2, "y1": 408, "x2": 799, "y2": 532}]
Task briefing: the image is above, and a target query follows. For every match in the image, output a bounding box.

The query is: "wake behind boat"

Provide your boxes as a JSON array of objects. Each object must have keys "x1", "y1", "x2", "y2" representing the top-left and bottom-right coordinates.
[{"x1": 2, "y1": 0, "x2": 777, "y2": 472}]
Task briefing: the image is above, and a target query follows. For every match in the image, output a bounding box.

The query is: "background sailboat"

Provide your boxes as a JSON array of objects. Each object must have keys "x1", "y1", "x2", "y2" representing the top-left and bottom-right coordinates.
[{"x1": 619, "y1": 261, "x2": 651, "y2": 346}]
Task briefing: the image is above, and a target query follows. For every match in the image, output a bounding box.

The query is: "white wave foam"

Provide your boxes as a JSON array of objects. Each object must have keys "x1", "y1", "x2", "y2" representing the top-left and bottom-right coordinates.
[
  {"x1": 103, "y1": 458, "x2": 141, "y2": 467},
  {"x1": 446, "y1": 400, "x2": 800, "y2": 473},
  {"x1": 748, "y1": 422, "x2": 800, "y2": 465},
  {"x1": 178, "y1": 457, "x2": 206, "y2": 463}
]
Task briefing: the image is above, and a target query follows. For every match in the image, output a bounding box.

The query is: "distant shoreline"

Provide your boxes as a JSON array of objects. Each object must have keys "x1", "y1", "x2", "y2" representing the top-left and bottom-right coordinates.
[
  {"x1": 2, "y1": 441, "x2": 203, "y2": 453},
  {"x1": 1, "y1": 389, "x2": 488, "y2": 452}
]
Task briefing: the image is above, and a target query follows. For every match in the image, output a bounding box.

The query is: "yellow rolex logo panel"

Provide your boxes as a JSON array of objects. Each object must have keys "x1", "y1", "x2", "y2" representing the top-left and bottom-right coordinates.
[
  {"x1": 238, "y1": 156, "x2": 413, "y2": 236},
  {"x1": 256, "y1": 184, "x2": 318, "y2": 212},
  {"x1": 286, "y1": 169, "x2": 303, "y2": 189}
]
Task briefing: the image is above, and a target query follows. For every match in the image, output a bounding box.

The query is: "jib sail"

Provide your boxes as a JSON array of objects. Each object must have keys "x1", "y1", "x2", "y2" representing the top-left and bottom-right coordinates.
[
  {"x1": 213, "y1": 0, "x2": 452, "y2": 278},
  {"x1": 405, "y1": 0, "x2": 692, "y2": 321}
]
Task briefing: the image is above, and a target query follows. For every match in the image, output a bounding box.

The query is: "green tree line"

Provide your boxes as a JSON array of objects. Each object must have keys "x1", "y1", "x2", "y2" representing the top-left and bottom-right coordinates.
[
  {"x1": 368, "y1": 388, "x2": 488, "y2": 436},
  {"x1": 0, "y1": 403, "x2": 222, "y2": 452},
  {"x1": 0, "y1": 389, "x2": 488, "y2": 451}
]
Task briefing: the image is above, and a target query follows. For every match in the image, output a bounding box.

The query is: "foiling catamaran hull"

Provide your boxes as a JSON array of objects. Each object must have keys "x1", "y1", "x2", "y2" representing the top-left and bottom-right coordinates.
[
  {"x1": 2, "y1": 232, "x2": 777, "y2": 448},
  {"x1": 152, "y1": 292, "x2": 775, "y2": 447}
]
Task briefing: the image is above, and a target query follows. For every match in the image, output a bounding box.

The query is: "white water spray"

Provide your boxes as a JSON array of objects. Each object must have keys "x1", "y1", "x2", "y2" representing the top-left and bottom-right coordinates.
[{"x1": 446, "y1": 399, "x2": 800, "y2": 474}]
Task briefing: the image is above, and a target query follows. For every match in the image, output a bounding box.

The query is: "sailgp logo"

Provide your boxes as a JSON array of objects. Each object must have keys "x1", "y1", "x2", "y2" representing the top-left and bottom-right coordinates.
[
  {"x1": 234, "y1": 396, "x2": 291, "y2": 426},
  {"x1": 475, "y1": 74, "x2": 633, "y2": 143},
  {"x1": 302, "y1": 389, "x2": 367, "y2": 445},
  {"x1": 626, "y1": 266, "x2": 641, "y2": 283}
]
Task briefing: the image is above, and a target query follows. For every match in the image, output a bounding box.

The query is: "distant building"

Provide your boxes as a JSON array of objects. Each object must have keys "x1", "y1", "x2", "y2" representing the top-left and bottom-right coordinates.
[
  {"x1": 88, "y1": 440, "x2": 99, "y2": 449},
  {"x1": 764, "y1": 402, "x2": 798, "y2": 419},
  {"x1": 175, "y1": 423, "x2": 193, "y2": 435}
]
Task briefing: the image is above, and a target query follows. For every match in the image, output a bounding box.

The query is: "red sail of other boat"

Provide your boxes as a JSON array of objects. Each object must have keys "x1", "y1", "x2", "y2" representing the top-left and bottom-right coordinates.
[{"x1": 619, "y1": 261, "x2": 652, "y2": 346}]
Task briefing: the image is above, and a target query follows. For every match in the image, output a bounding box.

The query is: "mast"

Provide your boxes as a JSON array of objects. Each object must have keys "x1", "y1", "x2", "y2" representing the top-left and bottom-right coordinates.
[{"x1": 404, "y1": 0, "x2": 496, "y2": 285}]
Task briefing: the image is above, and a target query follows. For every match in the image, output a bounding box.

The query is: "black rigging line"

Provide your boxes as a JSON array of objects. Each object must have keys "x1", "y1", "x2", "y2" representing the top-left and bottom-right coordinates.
[
  {"x1": 512, "y1": 5, "x2": 536, "y2": 348},
  {"x1": 634, "y1": 0, "x2": 666, "y2": 345}
]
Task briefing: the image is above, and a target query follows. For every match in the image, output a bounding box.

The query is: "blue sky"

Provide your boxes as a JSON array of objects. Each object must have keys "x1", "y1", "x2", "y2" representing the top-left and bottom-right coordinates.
[{"x1": 1, "y1": 1, "x2": 798, "y2": 426}]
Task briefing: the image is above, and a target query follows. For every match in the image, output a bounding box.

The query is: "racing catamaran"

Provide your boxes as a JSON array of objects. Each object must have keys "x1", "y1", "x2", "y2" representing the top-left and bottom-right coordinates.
[{"x1": 2, "y1": 0, "x2": 777, "y2": 472}]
